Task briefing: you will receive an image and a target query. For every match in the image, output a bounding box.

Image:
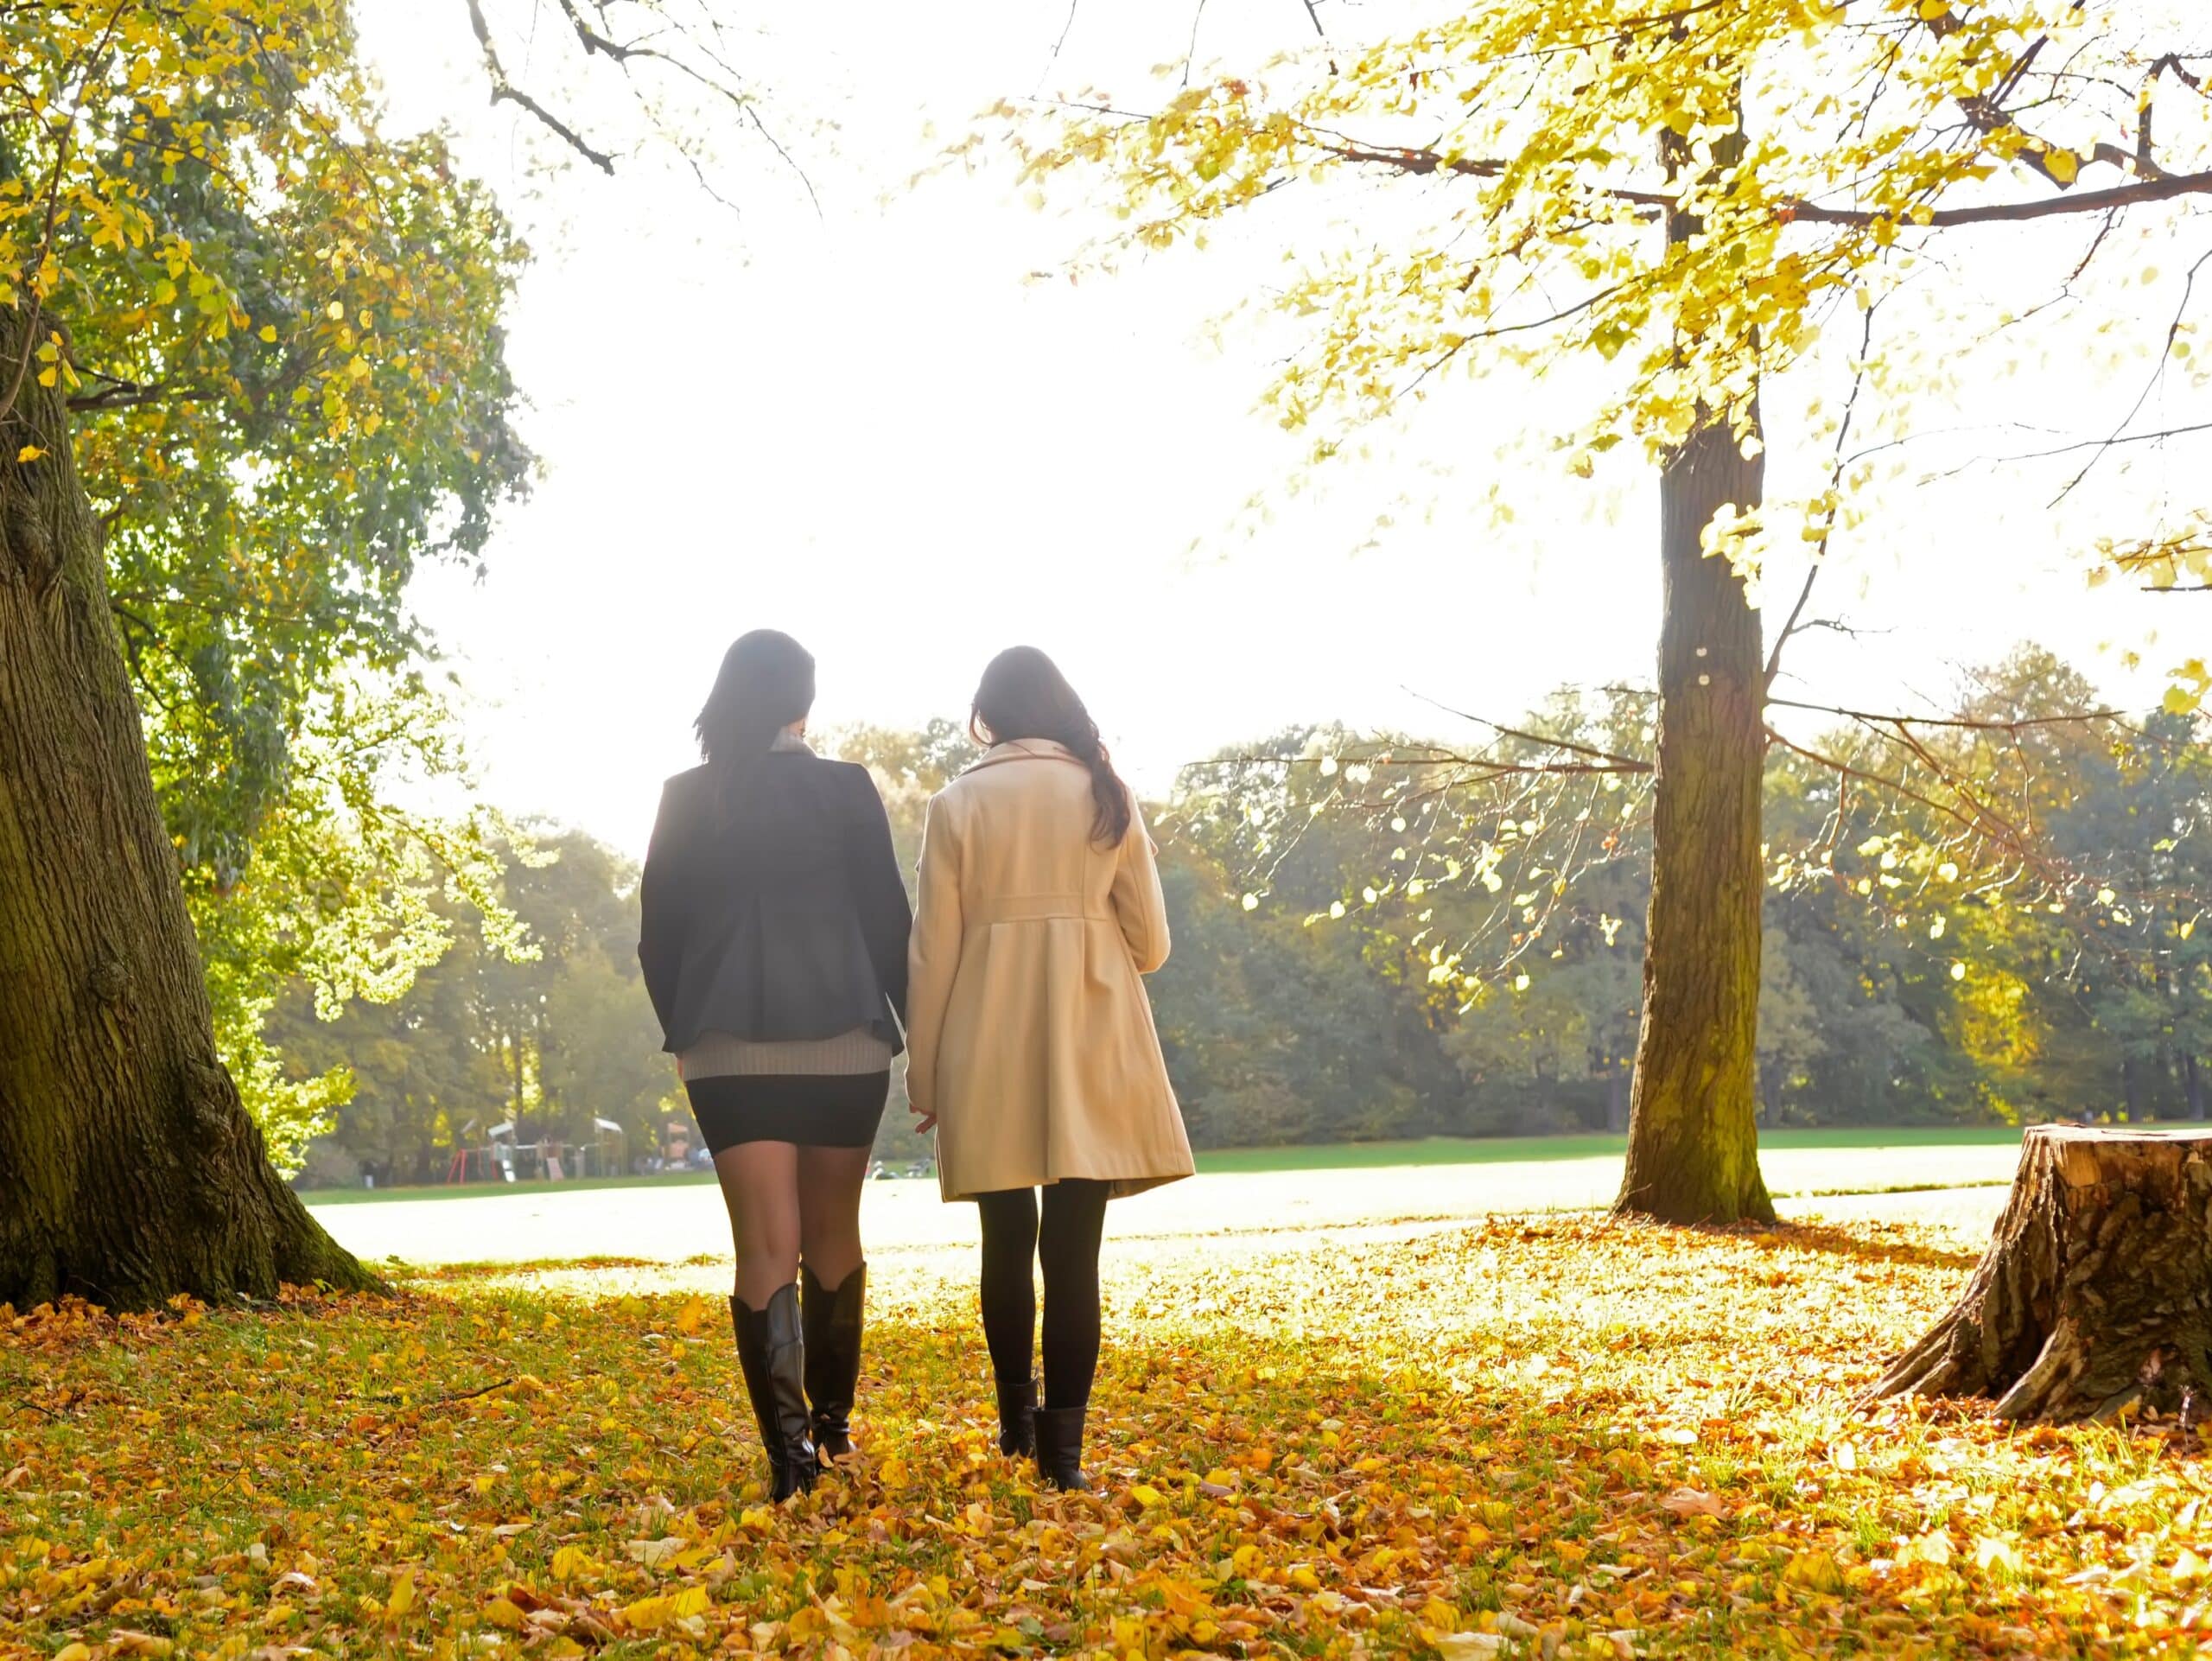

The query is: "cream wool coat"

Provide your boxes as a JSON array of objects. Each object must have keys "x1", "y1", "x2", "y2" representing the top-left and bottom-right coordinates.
[{"x1": 906, "y1": 740, "x2": 1194, "y2": 1202}]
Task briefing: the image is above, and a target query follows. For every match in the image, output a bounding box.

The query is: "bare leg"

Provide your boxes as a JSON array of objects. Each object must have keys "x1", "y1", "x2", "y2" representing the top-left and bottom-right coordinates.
[
  {"x1": 796, "y1": 1144, "x2": 872, "y2": 1289},
  {"x1": 714, "y1": 1140, "x2": 801, "y2": 1308}
]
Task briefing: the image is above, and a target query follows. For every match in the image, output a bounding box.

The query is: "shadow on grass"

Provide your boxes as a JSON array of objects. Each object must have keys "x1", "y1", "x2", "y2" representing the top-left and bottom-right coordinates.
[{"x1": 1758, "y1": 1222, "x2": 1982, "y2": 1274}]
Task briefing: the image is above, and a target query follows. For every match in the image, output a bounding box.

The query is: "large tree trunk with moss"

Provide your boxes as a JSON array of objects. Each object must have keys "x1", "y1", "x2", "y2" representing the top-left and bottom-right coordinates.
[
  {"x1": 1614, "y1": 404, "x2": 1775, "y2": 1225},
  {"x1": 0, "y1": 309, "x2": 374, "y2": 1310},
  {"x1": 1871, "y1": 1127, "x2": 2212, "y2": 1422}
]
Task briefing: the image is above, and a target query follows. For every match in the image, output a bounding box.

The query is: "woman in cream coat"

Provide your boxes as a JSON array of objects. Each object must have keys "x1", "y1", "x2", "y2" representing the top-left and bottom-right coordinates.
[{"x1": 906, "y1": 646, "x2": 1193, "y2": 1490}]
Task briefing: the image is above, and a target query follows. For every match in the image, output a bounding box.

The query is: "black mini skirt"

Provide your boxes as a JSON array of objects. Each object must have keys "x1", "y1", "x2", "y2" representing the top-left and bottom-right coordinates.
[{"x1": 683, "y1": 1072, "x2": 889, "y2": 1155}]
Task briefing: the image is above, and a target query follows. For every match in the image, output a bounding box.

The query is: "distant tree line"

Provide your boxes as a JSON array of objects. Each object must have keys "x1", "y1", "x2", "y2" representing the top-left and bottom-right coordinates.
[{"x1": 281, "y1": 645, "x2": 2209, "y2": 1186}]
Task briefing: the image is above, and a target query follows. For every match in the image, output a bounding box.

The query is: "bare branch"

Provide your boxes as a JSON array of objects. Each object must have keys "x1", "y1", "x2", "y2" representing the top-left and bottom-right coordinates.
[
  {"x1": 1766, "y1": 296, "x2": 1880, "y2": 687},
  {"x1": 2050, "y1": 243, "x2": 2212, "y2": 505},
  {"x1": 1765, "y1": 697, "x2": 2139, "y2": 733},
  {"x1": 464, "y1": 0, "x2": 616, "y2": 175}
]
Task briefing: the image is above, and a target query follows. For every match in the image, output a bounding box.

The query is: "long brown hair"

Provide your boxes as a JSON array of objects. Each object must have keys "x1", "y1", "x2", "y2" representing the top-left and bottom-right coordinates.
[
  {"x1": 694, "y1": 630, "x2": 815, "y2": 809},
  {"x1": 969, "y1": 646, "x2": 1133, "y2": 846}
]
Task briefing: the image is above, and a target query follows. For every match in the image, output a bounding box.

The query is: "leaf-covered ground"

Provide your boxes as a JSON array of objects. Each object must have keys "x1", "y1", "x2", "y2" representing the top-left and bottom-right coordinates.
[{"x1": 7, "y1": 1212, "x2": 2211, "y2": 1658}]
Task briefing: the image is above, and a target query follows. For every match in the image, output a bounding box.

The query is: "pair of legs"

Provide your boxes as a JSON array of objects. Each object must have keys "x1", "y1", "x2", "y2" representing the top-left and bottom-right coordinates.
[
  {"x1": 712, "y1": 1140, "x2": 871, "y2": 1307},
  {"x1": 976, "y1": 1179, "x2": 1110, "y2": 1409}
]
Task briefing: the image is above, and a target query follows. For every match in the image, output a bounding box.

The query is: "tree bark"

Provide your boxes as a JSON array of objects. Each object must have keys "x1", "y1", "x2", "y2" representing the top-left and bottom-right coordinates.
[
  {"x1": 1871, "y1": 1126, "x2": 2212, "y2": 1421},
  {"x1": 1615, "y1": 410, "x2": 1775, "y2": 1225},
  {"x1": 0, "y1": 307, "x2": 375, "y2": 1310},
  {"x1": 1614, "y1": 105, "x2": 1775, "y2": 1227}
]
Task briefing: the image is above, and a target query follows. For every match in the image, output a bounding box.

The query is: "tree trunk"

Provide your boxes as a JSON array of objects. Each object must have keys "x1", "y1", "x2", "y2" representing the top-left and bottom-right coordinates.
[
  {"x1": 2188, "y1": 1054, "x2": 2203, "y2": 1123},
  {"x1": 1615, "y1": 108, "x2": 1774, "y2": 1227},
  {"x1": 0, "y1": 307, "x2": 374, "y2": 1310},
  {"x1": 1615, "y1": 408, "x2": 1774, "y2": 1223},
  {"x1": 1870, "y1": 1127, "x2": 2212, "y2": 1422}
]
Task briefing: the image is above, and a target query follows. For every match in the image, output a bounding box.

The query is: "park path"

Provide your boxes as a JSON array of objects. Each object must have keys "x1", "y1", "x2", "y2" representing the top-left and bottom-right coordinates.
[{"x1": 309, "y1": 1139, "x2": 2017, "y2": 1272}]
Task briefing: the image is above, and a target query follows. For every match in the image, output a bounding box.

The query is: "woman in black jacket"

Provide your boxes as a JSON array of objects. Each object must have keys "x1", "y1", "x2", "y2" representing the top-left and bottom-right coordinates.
[{"x1": 639, "y1": 630, "x2": 911, "y2": 1499}]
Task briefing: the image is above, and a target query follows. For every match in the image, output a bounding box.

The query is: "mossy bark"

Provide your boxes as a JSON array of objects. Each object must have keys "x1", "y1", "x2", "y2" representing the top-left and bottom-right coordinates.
[
  {"x1": 1871, "y1": 1127, "x2": 2212, "y2": 1422},
  {"x1": 0, "y1": 307, "x2": 376, "y2": 1310}
]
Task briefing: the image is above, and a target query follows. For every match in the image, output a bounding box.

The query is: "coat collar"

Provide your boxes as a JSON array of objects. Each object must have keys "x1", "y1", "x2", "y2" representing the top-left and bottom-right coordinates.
[{"x1": 966, "y1": 738, "x2": 1084, "y2": 773}]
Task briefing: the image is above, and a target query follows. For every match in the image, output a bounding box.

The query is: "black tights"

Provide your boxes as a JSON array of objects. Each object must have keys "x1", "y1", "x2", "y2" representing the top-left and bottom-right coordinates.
[{"x1": 976, "y1": 1180, "x2": 1109, "y2": 1410}]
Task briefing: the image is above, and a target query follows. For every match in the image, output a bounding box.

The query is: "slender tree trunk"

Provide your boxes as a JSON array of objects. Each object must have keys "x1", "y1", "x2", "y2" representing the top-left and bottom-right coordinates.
[
  {"x1": 0, "y1": 308, "x2": 374, "y2": 1309},
  {"x1": 1615, "y1": 410, "x2": 1775, "y2": 1224},
  {"x1": 2188, "y1": 1055, "x2": 2203, "y2": 1123},
  {"x1": 1615, "y1": 105, "x2": 1775, "y2": 1227}
]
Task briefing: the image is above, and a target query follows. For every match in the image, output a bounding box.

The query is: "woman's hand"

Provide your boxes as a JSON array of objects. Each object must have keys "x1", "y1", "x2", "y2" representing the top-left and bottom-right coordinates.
[{"x1": 910, "y1": 1104, "x2": 938, "y2": 1135}]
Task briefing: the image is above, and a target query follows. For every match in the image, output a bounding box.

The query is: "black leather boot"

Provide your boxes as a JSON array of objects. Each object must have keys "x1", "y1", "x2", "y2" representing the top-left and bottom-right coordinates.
[
  {"x1": 730, "y1": 1287, "x2": 818, "y2": 1500},
  {"x1": 800, "y1": 1262, "x2": 866, "y2": 1461},
  {"x1": 1033, "y1": 1404, "x2": 1090, "y2": 1492},
  {"x1": 995, "y1": 1375, "x2": 1038, "y2": 1458}
]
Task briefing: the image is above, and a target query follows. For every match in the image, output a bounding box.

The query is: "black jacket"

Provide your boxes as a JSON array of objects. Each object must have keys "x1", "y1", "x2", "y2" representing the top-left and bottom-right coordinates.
[{"x1": 638, "y1": 752, "x2": 912, "y2": 1054}]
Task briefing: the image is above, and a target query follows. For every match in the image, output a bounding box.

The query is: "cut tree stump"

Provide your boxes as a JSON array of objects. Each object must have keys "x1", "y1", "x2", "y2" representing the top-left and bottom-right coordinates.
[{"x1": 1869, "y1": 1126, "x2": 2212, "y2": 1422}]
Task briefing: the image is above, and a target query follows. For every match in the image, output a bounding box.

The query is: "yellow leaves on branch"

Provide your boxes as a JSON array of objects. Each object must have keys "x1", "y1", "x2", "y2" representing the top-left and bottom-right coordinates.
[{"x1": 1014, "y1": 0, "x2": 2208, "y2": 492}]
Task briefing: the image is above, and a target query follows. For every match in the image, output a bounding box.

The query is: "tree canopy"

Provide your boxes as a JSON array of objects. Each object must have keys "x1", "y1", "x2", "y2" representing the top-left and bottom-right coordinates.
[{"x1": 2, "y1": 1, "x2": 533, "y2": 1149}]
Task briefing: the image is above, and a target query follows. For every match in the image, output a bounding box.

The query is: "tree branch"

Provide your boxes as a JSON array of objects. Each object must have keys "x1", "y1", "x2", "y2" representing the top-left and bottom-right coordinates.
[
  {"x1": 1766, "y1": 296, "x2": 1879, "y2": 688},
  {"x1": 464, "y1": 0, "x2": 616, "y2": 175}
]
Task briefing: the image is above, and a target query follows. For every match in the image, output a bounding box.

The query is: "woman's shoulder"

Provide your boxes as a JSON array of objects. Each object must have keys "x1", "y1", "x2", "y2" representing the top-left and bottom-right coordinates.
[
  {"x1": 658, "y1": 765, "x2": 713, "y2": 810},
  {"x1": 810, "y1": 754, "x2": 889, "y2": 802}
]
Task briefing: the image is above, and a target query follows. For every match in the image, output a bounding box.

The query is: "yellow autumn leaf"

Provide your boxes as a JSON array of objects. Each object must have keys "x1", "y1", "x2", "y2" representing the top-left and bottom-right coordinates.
[
  {"x1": 386, "y1": 1570, "x2": 416, "y2": 1618},
  {"x1": 1973, "y1": 1535, "x2": 2024, "y2": 1575},
  {"x1": 16, "y1": 445, "x2": 44, "y2": 463},
  {"x1": 1781, "y1": 1550, "x2": 1842, "y2": 1593}
]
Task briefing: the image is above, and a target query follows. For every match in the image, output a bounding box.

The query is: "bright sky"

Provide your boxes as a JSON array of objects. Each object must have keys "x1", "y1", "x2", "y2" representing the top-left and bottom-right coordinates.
[{"x1": 360, "y1": 0, "x2": 2195, "y2": 859}]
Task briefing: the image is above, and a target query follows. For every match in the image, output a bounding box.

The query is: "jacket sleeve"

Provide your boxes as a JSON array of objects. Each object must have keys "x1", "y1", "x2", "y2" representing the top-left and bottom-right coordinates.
[
  {"x1": 1109, "y1": 799, "x2": 1172, "y2": 975},
  {"x1": 844, "y1": 765, "x2": 914, "y2": 1025},
  {"x1": 637, "y1": 780, "x2": 685, "y2": 1040},
  {"x1": 904, "y1": 792, "x2": 963, "y2": 1117}
]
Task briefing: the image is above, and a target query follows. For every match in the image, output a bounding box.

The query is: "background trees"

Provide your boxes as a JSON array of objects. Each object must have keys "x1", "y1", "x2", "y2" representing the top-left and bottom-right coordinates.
[{"x1": 277, "y1": 644, "x2": 2212, "y2": 1185}]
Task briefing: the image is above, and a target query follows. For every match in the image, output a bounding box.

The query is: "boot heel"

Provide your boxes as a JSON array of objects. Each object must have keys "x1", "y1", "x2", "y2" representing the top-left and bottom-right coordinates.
[
  {"x1": 995, "y1": 1376, "x2": 1038, "y2": 1458},
  {"x1": 1033, "y1": 1404, "x2": 1090, "y2": 1492},
  {"x1": 731, "y1": 1288, "x2": 819, "y2": 1500},
  {"x1": 801, "y1": 1263, "x2": 867, "y2": 1460}
]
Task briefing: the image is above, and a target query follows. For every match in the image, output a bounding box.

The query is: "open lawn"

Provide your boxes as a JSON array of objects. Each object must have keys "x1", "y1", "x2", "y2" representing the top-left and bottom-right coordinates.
[
  {"x1": 299, "y1": 1127, "x2": 2033, "y2": 1206},
  {"x1": 6, "y1": 1186, "x2": 2206, "y2": 1658},
  {"x1": 304, "y1": 1130, "x2": 2028, "y2": 1270}
]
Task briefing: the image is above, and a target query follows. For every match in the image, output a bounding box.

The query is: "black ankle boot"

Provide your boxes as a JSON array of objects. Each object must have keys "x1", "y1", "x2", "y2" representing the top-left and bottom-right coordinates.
[
  {"x1": 995, "y1": 1376, "x2": 1038, "y2": 1458},
  {"x1": 800, "y1": 1263, "x2": 866, "y2": 1461},
  {"x1": 730, "y1": 1287, "x2": 818, "y2": 1500},
  {"x1": 1033, "y1": 1404, "x2": 1090, "y2": 1492}
]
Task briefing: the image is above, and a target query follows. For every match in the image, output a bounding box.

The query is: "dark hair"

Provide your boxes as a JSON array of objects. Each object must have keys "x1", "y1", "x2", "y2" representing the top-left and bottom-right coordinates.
[
  {"x1": 695, "y1": 630, "x2": 816, "y2": 782},
  {"x1": 970, "y1": 646, "x2": 1133, "y2": 846}
]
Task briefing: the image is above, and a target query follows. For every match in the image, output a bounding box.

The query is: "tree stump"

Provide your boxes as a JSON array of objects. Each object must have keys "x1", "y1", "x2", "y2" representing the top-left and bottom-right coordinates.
[{"x1": 1869, "y1": 1126, "x2": 2212, "y2": 1422}]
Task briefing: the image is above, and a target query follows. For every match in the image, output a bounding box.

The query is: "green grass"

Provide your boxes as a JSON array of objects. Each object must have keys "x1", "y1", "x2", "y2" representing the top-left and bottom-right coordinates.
[
  {"x1": 1192, "y1": 1123, "x2": 2025, "y2": 1174},
  {"x1": 302, "y1": 1123, "x2": 2027, "y2": 1207}
]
